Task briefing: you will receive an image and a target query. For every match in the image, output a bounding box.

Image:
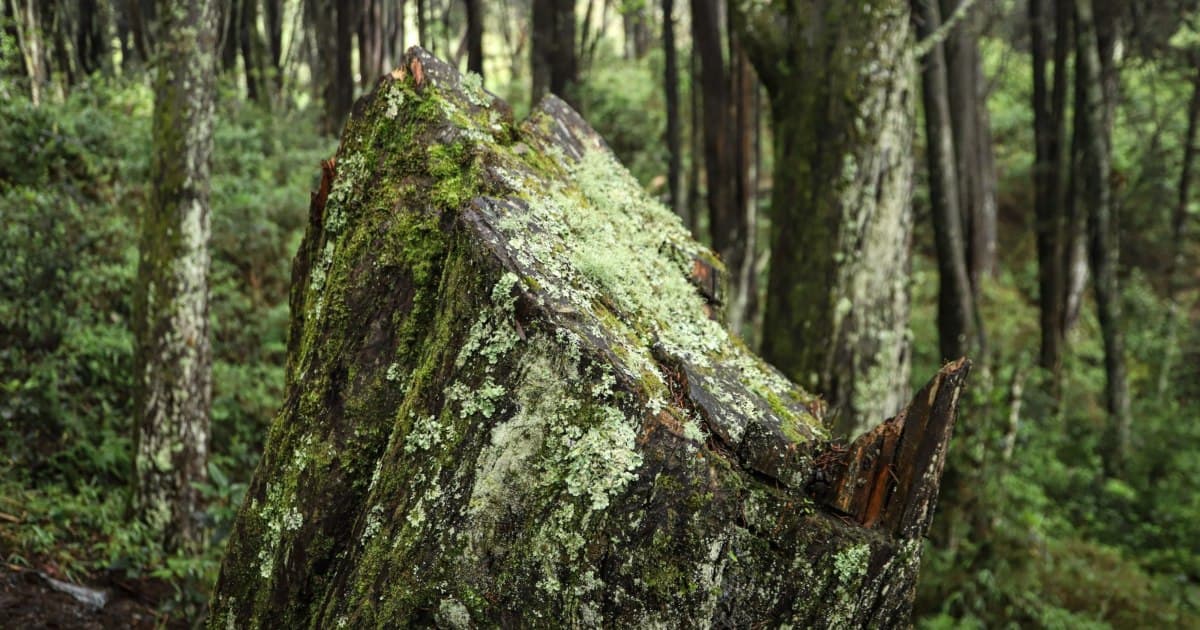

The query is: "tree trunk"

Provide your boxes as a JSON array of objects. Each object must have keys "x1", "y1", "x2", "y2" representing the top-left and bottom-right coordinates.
[
  {"x1": 133, "y1": 0, "x2": 218, "y2": 554},
  {"x1": 733, "y1": 1, "x2": 915, "y2": 439},
  {"x1": 662, "y1": 0, "x2": 682, "y2": 217},
  {"x1": 728, "y1": 24, "x2": 758, "y2": 340},
  {"x1": 1159, "y1": 59, "x2": 1200, "y2": 398},
  {"x1": 914, "y1": 0, "x2": 981, "y2": 363},
  {"x1": 77, "y1": 0, "x2": 110, "y2": 76},
  {"x1": 686, "y1": 41, "x2": 701, "y2": 236},
  {"x1": 464, "y1": 0, "x2": 483, "y2": 76},
  {"x1": 359, "y1": 0, "x2": 387, "y2": 86},
  {"x1": 239, "y1": 0, "x2": 267, "y2": 105},
  {"x1": 531, "y1": 0, "x2": 578, "y2": 109},
  {"x1": 10, "y1": 0, "x2": 47, "y2": 104},
  {"x1": 939, "y1": 0, "x2": 996, "y2": 287},
  {"x1": 265, "y1": 0, "x2": 284, "y2": 92},
  {"x1": 1075, "y1": 0, "x2": 1131, "y2": 472},
  {"x1": 691, "y1": 0, "x2": 750, "y2": 335},
  {"x1": 210, "y1": 48, "x2": 970, "y2": 627},
  {"x1": 1030, "y1": 0, "x2": 1068, "y2": 383}
]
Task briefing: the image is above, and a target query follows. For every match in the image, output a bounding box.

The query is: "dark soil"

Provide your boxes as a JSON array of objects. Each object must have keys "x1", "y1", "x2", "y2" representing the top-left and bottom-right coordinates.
[{"x1": 0, "y1": 566, "x2": 187, "y2": 629}]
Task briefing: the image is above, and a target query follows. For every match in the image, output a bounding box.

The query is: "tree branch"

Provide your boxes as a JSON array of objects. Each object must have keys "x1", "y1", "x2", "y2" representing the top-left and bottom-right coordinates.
[{"x1": 914, "y1": 0, "x2": 981, "y2": 58}]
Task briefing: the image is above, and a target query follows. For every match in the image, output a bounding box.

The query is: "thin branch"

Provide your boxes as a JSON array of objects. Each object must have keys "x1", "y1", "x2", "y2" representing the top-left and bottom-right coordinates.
[{"x1": 914, "y1": 0, "x2": 980, "y2": 57}]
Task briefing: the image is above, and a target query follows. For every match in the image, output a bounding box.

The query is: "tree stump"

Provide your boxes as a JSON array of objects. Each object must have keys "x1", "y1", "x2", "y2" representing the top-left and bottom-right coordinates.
[{"x1": 209, "y1": 47, "x2": 970, "y2": 628}]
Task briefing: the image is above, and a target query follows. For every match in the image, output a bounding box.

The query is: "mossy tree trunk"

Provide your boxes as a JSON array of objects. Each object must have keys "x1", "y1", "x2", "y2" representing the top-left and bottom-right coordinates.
[
  {"x1": 732, "y1": 1, "x2": 915, "y2": 439},
  {"x1": 210, "y1": 48, "x2": 968, "y2": 628},
  {"x1": 132, "y1": 0, "x2": 218, "y2": 553}
]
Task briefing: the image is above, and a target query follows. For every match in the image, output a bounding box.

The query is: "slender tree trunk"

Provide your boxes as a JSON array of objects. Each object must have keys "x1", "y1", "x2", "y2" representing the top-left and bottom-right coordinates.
[
  {"x1": 127, "y1": 0, "x2": 154, "y2": 65},
  {"x1": 914, "y1": 0, "x2": 981, "y2": 362},
  {"x1": 729, "y1": 21, "x2": 757, "y2": 338},
  {"x1": 686, "y1": 42, "x2": 701, "y2": 237},
  {"x1": 691, "y1": 0, "x2": 746, "y2": 330},
  {"x1": 531, "y1": 0, "x2": 578, "y2": 109},
  {"x1": 662, "y1": 0, "x2": 681, "y2": 217},
  {"x1": 733, "y1": 1, "x2": 915, "y2": 438},
  {"x1": 133, "y1": 0, "x2": 218, "y2": 553},
  {"x1": 220, "y1": 0, "x2": 239, "y2": 72},
  {"x1": 77, "y1": 0, "x2": 110, "y2": 76},
  {"x1": 465, "y1": 0, "x2": 483, "y2": 76},
  {"x1": 1159, "y1": 59, "x2": 1200, "y2": 398},
  {"x1": 1030, "y1": 0, "x2": 1067, "y2": 382},
  {"x1": 1075, "y1": 0, "x2": 1131, "y2": 472},
  {"x1": 240, "y1": 0, "x2": 267, "y2": 104},
  {"x1": 939, "y1": 0, "x2": 995, "y2": 287},
  {"x1": 265, "y1": 0, "x2": 283, "y2": 91},
  {"x1": 359, "y1": 0, "x2": 385, "y2": 85},
  {"x1": 416, "y1": 0, "x2": 428, "y2": 47},
  {"x1": 11, "y1": 0, "x2": 46, "y2": 104}
]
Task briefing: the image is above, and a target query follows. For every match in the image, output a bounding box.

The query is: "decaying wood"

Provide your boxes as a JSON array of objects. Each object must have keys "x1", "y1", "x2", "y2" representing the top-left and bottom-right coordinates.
[{"x1": 210, "y1": 47, "x2": 968, "y2": 628}]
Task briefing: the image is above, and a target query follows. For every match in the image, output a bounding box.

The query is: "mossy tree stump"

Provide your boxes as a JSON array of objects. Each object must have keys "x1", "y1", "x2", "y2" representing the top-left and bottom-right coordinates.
[{"x1": 210, "y1": 48, "x2": 969, "y2": 628}]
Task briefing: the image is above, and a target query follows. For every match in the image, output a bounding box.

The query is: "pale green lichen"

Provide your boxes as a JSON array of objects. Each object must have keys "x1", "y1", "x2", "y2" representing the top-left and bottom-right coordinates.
[
  {"x1": 563, "y1": 405, "x2": 642, "y2": 510},
  {"x1": 460, "y1": 72, "x2": 489, "y2": 107},
  {"x1": 385, "y1": 85, "x2": 405, "y2": 119},
  {"x1": 403, "y1": 412, "x2": 450, "y2": 453},
  {"x1": 834, "y1": 543, "x2": 871, "y2": 584}
]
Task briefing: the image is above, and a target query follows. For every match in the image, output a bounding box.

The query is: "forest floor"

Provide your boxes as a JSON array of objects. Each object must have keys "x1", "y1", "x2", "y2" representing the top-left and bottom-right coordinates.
[{"x1": 0, "y1": 563, "x2": 184, "y2": 629}]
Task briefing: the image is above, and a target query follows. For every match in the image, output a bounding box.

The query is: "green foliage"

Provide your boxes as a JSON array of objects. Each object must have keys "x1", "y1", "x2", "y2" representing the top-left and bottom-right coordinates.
[
  {"x1": 0, "y1": 77, "x2": 332, "y2": 610},
  {"x1": 575, "y1": 48, "x2": 669, "y2": 190},
  {"x1": 912, "y1": 34, "x2": 1200, "y2": 628}
]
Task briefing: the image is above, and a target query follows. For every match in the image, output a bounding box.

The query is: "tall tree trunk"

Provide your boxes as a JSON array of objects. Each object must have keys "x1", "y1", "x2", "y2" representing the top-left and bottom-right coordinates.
[
  {"x1": 1160, "y1": 58, "x2": 1200, "y2": 398},
  {"x1": 1075, "y1": 0, "x2": 1131, "y2": 472},
  {"x1": 914, "y1": 0, "x2": 981, "y2": 363},
  {"x1": 77, "y1": 0, "x2": 110, "y2": 76},
  {"x1": 416, "y1": 0, "x2": 428, "y2": 48},
  {"x1": 133, "y1": 0, "x2": 217, "y2": 553},
  {"x1": 691, "y1": 0, "x2": 747, "y2": 332},
  {"x1": 622, "y1": 1, "x2": 650, "y2": 59},
  {"x1": 662, "y1": 0, "x2": 681, "y2": 217},
  {"x1": 1030, "y1": 0, "x2": 1068, "y2": 383},
  {"x1": 240, "y1": 0, "x2": 267, "y2": 104},
  {"x1": 733, "y1": 1, "x2": 915, "y2": 438},
  {"x1": 728, "y1": 21, "x2": 757, "y2": 339},
  {"x1": 686, "y1": 41, "x2": 701, "y2": 236},
  {"x1": 10, "y1": 0, "x2": 46, "y2": 104},
  {"x1": 531, "y1": 0, "x2": 578, "y2": 109},
  {"x1": 127, "y1": 0, "x2": 155, "y2": 65},
  {"x1": 265, "y1": 0, "x2": 284, "y2": 92},
  {"x1": 465, "y1": 0, "x2": 483, "y2": 76},
  {"x1": 939, "y1": 0, "x2": 995, "y2": 287},
  {"x1": 359, "y1": 0, "x2": 385, "y2": 86}
]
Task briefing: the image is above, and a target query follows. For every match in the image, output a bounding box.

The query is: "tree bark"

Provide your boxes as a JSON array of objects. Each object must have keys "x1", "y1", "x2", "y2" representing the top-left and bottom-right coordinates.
[
  {"x1": 1075, "y1": 0, "x2": 1131, "y2": 472},
  {"x1": 939, "y1": 0, "x2": 996, "y2": 287},
  {"x1": 531, "y1": 0, "x2": 578, "y2": 109},
  {"x1": 359, "y1": 0, "x2": 387, "y2": 86},
  {"x1": 691, "y1": 0, "x2": 753, "y2": 335},
  {"x1": 210, "y1": 48, "x2": 969, "y2": 627},
  {"x1": 662, "y1": 0, "x2": 681, "y2": 217},
  {"x1": 465, "y1": 0, "x2": 483, "y2": 76},
  {"x1": 1030, "y1": 0, "x2": 1068, "y2": 382},
  {"x1": 77, "y1": 0, "x2": 110, "y2": 76},
  {"x1": 1159, "y1": 58, "x2": 1200, "y2": 398},
  {"x1": 133, "y1": 0, "x2": 218, "y2": 554},
  {"x1": 914, "y1": 0, "x2": 981, "y2": 363},
  {"x1": 733, "y1": 1, "x2": 915, "y2": 439}
]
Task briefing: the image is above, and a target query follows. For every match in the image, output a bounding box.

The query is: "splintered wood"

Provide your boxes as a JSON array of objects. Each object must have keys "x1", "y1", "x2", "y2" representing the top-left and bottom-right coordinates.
[{"x1": 826, "y1": 358, "x2": 971, "y2": 538}]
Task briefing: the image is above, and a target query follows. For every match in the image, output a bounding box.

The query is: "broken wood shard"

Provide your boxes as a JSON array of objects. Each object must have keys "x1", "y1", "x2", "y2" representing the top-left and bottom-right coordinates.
[
  {"x1": 825, "y1": 358, "x2": 971, "y2": 537},
  {"x1": 210, "y1": 47, "x2": 968, "y2": 629}
]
